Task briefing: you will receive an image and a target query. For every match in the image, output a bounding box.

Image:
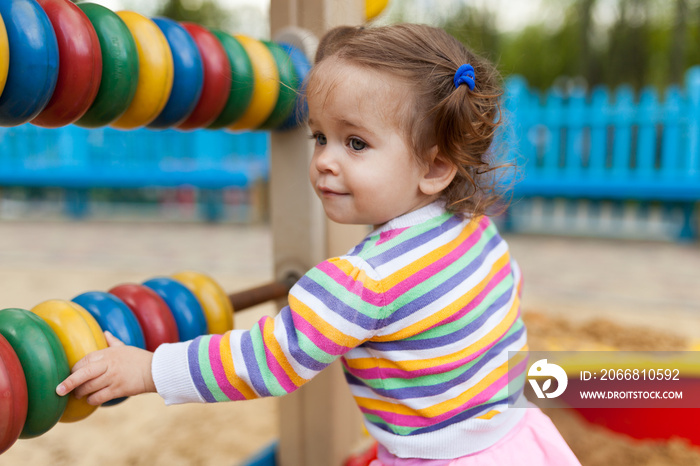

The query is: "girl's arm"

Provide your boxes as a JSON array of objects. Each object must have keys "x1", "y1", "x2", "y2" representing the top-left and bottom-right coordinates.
[
  {"x1": 57, "y1": 256, "x2": 383, "y2": 406},
  {"x1": 56, "y1": 331, "x2": 156, "y2": 405}
]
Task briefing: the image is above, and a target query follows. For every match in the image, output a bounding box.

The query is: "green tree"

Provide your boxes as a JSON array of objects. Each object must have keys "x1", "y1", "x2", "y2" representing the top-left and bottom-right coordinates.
[
  {"x1": 670, "y1": 0, "x2": 689, "y2": 83},
  {"x1": 442, "y1": 5, "x2": 500, "y2": 63},
  {"x1": 155, "y1": 0, "x2": 232, "y2": 29}
]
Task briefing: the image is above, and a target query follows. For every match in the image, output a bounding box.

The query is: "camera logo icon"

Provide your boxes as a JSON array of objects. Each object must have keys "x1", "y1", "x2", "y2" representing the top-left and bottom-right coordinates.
[{"x1": 527, "y1": 359, "x2": 568, "y2": 399}]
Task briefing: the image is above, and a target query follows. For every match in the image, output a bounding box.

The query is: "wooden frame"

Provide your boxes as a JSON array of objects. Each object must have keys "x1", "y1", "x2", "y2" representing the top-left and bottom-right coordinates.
[{"x1": 269, "y1": 1, "x2": 369, "y2": 465}]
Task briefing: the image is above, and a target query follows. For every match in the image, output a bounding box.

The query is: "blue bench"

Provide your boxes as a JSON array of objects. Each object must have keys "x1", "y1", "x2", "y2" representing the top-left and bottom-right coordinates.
[
  {"x1": 0, "y1": 125, "x2": 270, "y2": 220},
  {"x1": 504, "y1": 67, "x2": 700, "y2": 240}
]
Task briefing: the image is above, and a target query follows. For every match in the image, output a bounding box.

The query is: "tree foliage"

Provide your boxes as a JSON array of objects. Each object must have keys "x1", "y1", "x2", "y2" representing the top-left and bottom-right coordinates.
[
  {"x1": 395, "y1": 0, "x2": 700, "y2": 90},
  {"x1": 154, "y1": 0, "x2": 231, "y2": 29}
]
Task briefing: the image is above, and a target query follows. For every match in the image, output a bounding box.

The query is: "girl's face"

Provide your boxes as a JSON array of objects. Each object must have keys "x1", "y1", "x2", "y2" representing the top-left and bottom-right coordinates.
[{"x1": 308, "y1": 61, "x2": 437, "y2": 228}]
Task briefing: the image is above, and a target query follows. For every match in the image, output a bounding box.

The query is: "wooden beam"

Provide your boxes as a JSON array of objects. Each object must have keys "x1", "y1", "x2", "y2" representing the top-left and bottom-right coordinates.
[{"x1": 269, "y1": 2, "x2": 368, "y2": 465}]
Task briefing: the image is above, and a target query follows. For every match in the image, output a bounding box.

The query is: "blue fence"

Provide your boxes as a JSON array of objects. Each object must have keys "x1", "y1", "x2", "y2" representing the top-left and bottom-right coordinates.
[
  {"x1": 1, "y1": 68, "x2": 700, "y2": 234},
  {"x1": 504, "y1": 66, "x2": 700, "y2": 239},
  {"x1": 0, "y1": 125, "x2": 269, "y2": 189}
]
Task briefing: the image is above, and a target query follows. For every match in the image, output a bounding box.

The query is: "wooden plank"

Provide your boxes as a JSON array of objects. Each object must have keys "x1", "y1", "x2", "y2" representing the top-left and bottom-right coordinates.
[
  {"x1": 661, "y1": 85, "x2": 682, "y2": 179},
  {"x1": 269, "y1": 2, "x2": 368, "y2": 465},
  {"x1": 683, "y1": 67, "x2": 700, "y2": 177},
  {"x1": 588, "y1": 86, "x2": 608, "y2": 175},
  {"x1": 611, "y1": 85, "x2": 634, "y2": 177},
  {"x1": 636, "y1": 86, "x2": 658, "y2": 178},
  {"x1": 564, "y1": 87, "x2": 585, "y2": 177},
  {"x1": 542, "y1": 89, "x2": 563, "y2": 176}
]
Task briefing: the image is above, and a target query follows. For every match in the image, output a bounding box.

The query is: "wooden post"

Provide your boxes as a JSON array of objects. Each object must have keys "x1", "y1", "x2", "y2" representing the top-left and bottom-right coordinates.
[{"x1": 269, "y1": 1, "x2": 367, "y2": 465}]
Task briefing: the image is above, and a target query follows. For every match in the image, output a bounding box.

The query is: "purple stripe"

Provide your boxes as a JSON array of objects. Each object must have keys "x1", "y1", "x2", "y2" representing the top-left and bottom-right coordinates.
[
  {"x1": 349, "y1": 313, "x2": 514, "y2": 381},
  {"x1": 382, "y1": 219, "x2": 488, "y2": 303},
  {"x1": 208, "y1": 334, "x2": 246, "y2": 401},
  {"x1": 361, "y1": 357, "x2": 528, "y2": 432},
  {"x1": 383, "y1": 232, "x2": 503, "y2": 326},
  {"x1": 348, "y1": 235, "x2": 373, "y2": 256},
  {"x1": 366, "y1": 215, "x2": 463, "y2": 269},
  {"x1": 345, "y1": 324, "x2": 524, "y2": 399},
  {"x1": 291, "y1": 308, "x2": 353, "y2": 355},
  {"x1": 314, "y1": 261, "x2": 385, "y2": 307},
  {"x1": 296, "y1": 274, "x2": 383, "y2": 331},
  {"x1": 364, "y1": 262, "x2": 513, "y2": 352},
  {"x1": 438, "y1": 262, "x2": 512, "y2": 327},
  {"x1": 260, "y1": 320, "x2": 298, "y2": 394},
  {"x1": 280, "y1": 306, "x2": 329, "y2": 371},
  {"x1": 406, "y1": 358, "x2": 528, "y2": 435},
  {"x1": 241, "y1": 329, "x2": 272, "y2": 397},
  {"x1": 188, "y1": 337, "x2": 215, "y2": 402}
]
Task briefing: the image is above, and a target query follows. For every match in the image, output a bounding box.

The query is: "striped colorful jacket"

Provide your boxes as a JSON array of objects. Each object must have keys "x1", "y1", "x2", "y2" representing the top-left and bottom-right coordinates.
[{"x1": 152, "y1": 202, "x2": 528, "y2": 459}]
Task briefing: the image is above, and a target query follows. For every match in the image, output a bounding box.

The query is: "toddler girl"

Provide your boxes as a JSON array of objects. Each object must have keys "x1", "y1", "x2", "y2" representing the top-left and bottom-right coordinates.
[{"x1": 58, "y1": 23, "x2": 580, "y2": 465}]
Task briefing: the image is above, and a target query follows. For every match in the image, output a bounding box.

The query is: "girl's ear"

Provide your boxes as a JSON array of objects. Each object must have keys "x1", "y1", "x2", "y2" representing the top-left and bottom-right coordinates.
[{"x1": 419, "y1": 146, "x2": 457, "y2": 196}]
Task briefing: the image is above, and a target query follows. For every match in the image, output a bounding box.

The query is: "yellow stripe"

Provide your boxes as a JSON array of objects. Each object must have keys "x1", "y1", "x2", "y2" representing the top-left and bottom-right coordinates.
[
  {"x1": 381, "y1": 217, "x2": 482, "y2": 289},
  {"x1": 261, "y1": 317, "x2": 308, "y2": 388},
  {"x1": 476, "y1": 410, "x2": 501, "y2": 420},
  {"x1": 326, "y1": 258, "x2": 384, "y2": 294},
  {"x1": 289, "y1": 294, "x2": 364, "y2": 348},
  {"x1": 335, "y1": 218, "x2": 483, "y2": 294},
  {"x1": 371, "y1": 252, "x2": 511, "y2": 343},
  {"x1": 355, "y1": 343, "x2": 528, "y2": 418},
  {"x1": 347, "y1": 290, "x2": 519, "y2": 372},
  {"x1": 220, "y1": 332, "x2": 257, "y2": 399}
]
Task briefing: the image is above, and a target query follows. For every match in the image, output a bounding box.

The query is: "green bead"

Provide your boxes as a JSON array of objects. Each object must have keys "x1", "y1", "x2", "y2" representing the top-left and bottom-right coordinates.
[
  {"x1": 257, "y1": 41, "x2": 299, "y2": 130},
  {"x1": 75, "y1": 3, "x2": 139, "y2": 128},
  {"x1": 207, "y1": 31, "x2": 255, "y2": 129},
  {"x1": 0, "y1": 308, "x2": 70, "y2": 438}
]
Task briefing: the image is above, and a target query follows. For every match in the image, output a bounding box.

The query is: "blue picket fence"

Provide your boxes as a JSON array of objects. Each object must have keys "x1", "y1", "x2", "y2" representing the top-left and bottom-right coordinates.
[
  {"x1": 0, "y1": 125, "x2": 269, "y2": 189},
  {"x1": 1, "y1": 68, "x2": 700, "y2": 234},
  {"x1": 503, "y1": 66, "x2": 700, "y2": 239}
]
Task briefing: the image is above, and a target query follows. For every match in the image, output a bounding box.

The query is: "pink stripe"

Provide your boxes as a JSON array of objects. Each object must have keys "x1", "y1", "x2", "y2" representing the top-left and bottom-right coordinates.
[
  {"x1": 291, "y1": 309, "x2": 353, "y2": 356},
  {"x1": 436, "y1": 261, "x2": 512, "y2": 328},
  {"x1": 259, "y1": 320, "x2": 298, "y2": 393},
  {"x1": 359, "y1": 357, "x2": 528, "y2": 428},
  {"x1": 316, "y1": 261, "x2": 384, "y2": 306},
  {"x1": 348, "y1": 345, "x2": 492, "y2": 380},
  {"x1": 384, "y1": 219, "x2": 488, "y2": 303},
  {"x1": 208, "y1": 334, "x2": 246, "y2": 401},
  {"x1": 316, "y1": 218, "x2": 488, "y2": 308},
  {"x1": 347, "y1": 289, "x2": 515, "y2": 381},
  {"x1": 376, "y1": 227, "x2": 409, "y2": 245}
]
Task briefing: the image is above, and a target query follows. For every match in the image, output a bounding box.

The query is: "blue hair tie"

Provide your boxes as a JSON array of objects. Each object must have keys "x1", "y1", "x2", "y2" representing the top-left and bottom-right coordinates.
[{"x1": 453, "y1": 64, "x2": 475, "y2": 91}]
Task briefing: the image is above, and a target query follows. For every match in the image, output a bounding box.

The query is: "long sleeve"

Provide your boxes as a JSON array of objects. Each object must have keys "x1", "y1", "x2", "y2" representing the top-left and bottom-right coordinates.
[{"x1": 152, "y1": 255, "x2": 386, "y2": 405}]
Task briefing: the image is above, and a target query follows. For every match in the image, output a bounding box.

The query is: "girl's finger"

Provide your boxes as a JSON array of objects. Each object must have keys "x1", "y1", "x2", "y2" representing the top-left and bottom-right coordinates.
[
  {"x1": 70, "y1": 350, "x2": 103, "y2": 373},
  {"x1": 104, "y1": 331, "x2": 126, "y2": 347},
  {"x1": 56, "y1": 361, "x2": 107, "y2": 396},
  {"x1": 86, "y1": 387, "x2": 117, "y2": 406},
  {"x1": 73, "y1": 371, "x2": 110, "y2": 400}
]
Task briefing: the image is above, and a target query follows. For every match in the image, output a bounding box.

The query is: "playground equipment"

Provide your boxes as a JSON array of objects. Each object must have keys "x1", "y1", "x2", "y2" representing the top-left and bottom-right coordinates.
[
  {"x1": 0, "y1": 0, "x2": 309, "y2": 131},
  {"x1": 0, "y1": 0, "x2": 388, "y2": 464},
  {"x1": 0, "y1": 271, "x2": 293, "y2": 454}
]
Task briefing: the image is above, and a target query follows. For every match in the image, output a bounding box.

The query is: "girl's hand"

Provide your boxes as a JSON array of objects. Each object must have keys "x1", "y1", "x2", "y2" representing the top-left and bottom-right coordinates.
[{"x1": 56, "y1": 331, "x2": 156, "y2": 405}]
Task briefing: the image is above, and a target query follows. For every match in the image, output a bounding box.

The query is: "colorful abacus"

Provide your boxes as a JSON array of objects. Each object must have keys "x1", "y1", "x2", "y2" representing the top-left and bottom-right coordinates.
[
  {"x1": 0, "y1": 270, "x2": 243, "y2": 453},
  {"x1": 0, "y1": 0, "x2": 310, "y2": 131}
]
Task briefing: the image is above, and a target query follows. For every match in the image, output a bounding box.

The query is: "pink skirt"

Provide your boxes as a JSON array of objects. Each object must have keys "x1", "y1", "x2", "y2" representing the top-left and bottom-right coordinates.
[{"x1": 369, "y1": 406, "x2": 580, "y2": 466}]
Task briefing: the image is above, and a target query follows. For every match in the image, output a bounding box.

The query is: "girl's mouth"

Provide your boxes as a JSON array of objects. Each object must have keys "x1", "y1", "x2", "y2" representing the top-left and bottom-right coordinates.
[{"x1": 318, "y1": 186, "x2": 348, "y2": 197}]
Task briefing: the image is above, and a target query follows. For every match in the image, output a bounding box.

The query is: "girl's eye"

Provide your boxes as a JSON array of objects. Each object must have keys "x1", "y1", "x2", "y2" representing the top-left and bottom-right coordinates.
[
  {"x1": 349, "y1": 138, "x2": 367, "y2": 151},
  {"x1": 315, "y1": 134, "x2": 327, "y2": 145}
]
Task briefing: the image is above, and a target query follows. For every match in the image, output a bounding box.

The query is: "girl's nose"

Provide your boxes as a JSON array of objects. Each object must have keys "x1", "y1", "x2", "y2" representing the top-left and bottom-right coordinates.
[{"x1": 313, "y1": 147, "x2": 340, "y2": 174}]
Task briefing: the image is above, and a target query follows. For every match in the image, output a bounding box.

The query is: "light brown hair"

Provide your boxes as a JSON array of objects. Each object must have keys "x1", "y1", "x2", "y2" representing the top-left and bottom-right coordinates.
[{"x1": 307, "y1": 23, "x2": 509, "y2": 217}]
